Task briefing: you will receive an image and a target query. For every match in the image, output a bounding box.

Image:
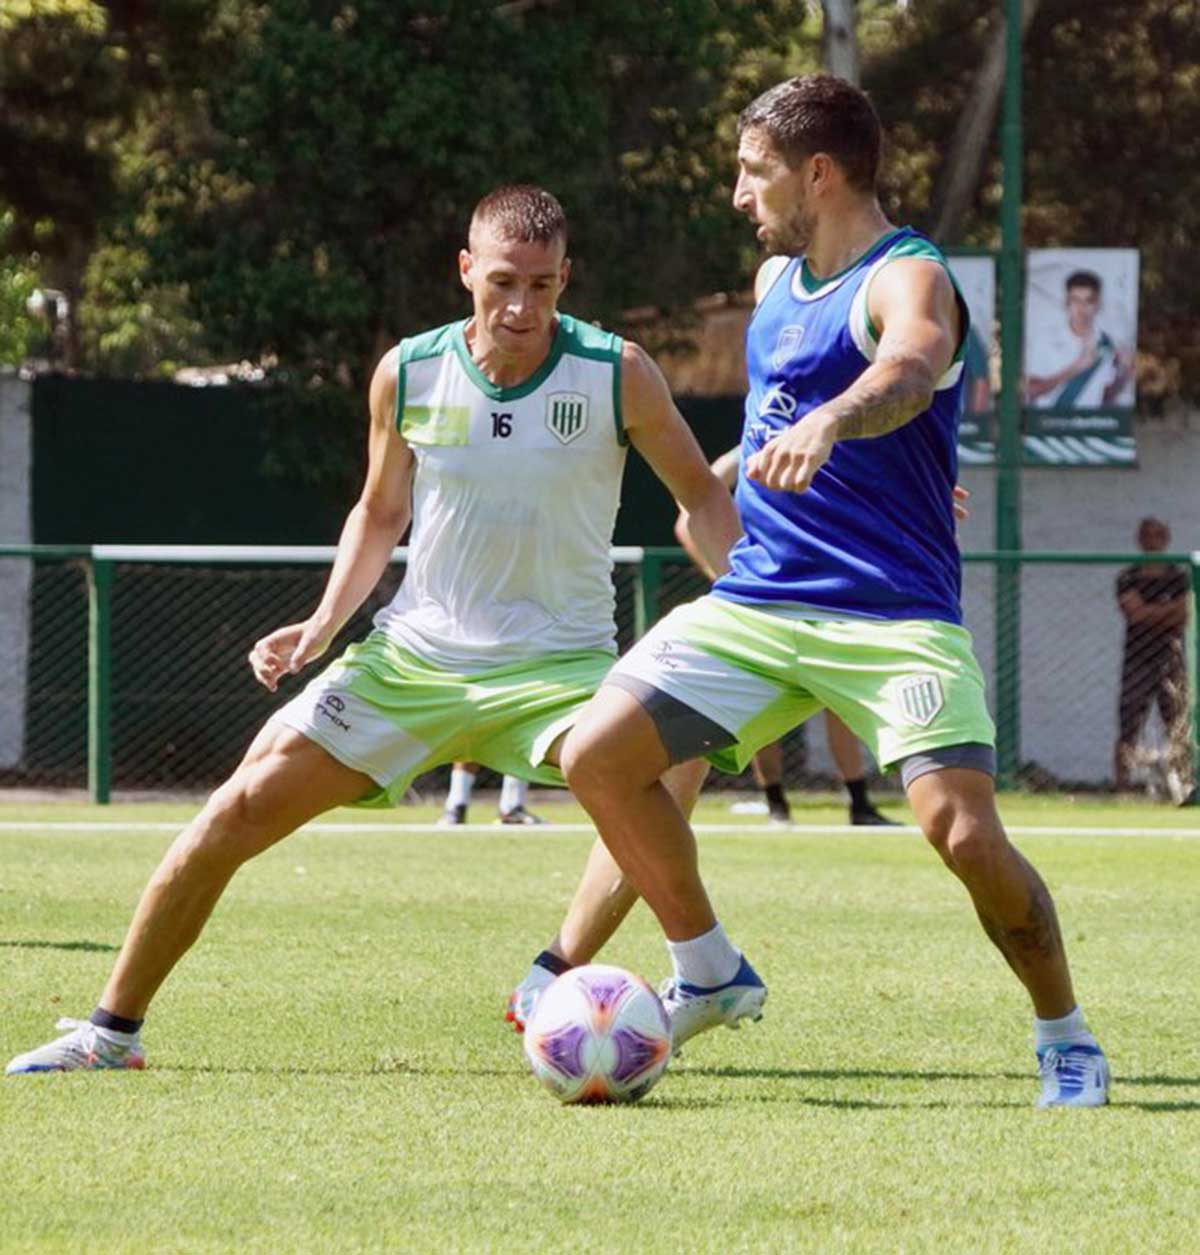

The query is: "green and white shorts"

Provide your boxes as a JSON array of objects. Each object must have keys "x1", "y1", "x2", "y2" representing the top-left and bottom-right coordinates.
[
  {"x1": 272, "y1": 631, "x2": 614, "y2": 807},
  {"x1": 605, "y1": 595, "x2": 996, "y2": 784}
]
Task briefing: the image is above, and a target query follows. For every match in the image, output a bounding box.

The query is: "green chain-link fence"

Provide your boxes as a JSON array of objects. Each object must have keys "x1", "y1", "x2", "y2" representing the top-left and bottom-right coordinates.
[{"x1": 1, "y1": 545, "x2": 1196, "y2": 802}]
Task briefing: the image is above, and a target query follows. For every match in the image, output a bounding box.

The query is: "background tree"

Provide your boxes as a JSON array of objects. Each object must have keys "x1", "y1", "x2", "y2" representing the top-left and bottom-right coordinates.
[
  {"x1": 3, "y1": 0, "x2": 1198, "y2": 400},
  {"x1": 0, "y1": 0, "x2": 229, "y2": 367}
]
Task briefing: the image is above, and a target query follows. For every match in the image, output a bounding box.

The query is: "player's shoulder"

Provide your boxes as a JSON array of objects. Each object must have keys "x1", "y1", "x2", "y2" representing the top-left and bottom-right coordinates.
[
  {"x1": 371, "y1": 343, "x2": 402, "y2": 387},
  {"x1": 881, "y1": 230, "x2": 950, "y2": 267},
  {"x1": 557, "y1": 312, "x2": 623, "y2": 361},
  {"x1": 754, "y1": 255, "x2": 792, "y2": 305},
  {"x1": 397, "y1": 320, "x2": 462, "y2": 365},
  {"x1": 616, "y1": 337, "x2": 666, "y2": 392},
  {"x1": 867, "y1": 231, "x2": 959, "y2": 317}
]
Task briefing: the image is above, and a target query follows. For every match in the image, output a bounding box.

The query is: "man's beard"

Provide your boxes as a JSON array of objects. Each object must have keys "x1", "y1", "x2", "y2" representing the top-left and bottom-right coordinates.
[{"x1": 763, "y1": 202, "x2": 816, "y2": 257}]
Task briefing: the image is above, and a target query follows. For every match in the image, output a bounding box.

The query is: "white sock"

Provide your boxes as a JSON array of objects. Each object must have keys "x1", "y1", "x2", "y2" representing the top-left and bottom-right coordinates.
[
  {"x1": 668, "y1": 922, "x2": 741, "y2": 989},
  {"x1": 499, "y1": 776, "x2": 527, "y2": 814},
  {"x1": 446, "y1": 766, "x2": 476, "y2": 810},
  {"x1": 1034, "y1": 1005, "x2": 1091, "y2": 1049}
]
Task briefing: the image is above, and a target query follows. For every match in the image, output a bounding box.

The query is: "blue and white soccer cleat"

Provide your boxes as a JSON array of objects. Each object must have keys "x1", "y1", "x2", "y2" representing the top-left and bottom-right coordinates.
[
  {"x1": 504, "y1": 963, "x2": 559, "y2": 1034},
  {"x1": 1036, "y1": 1038, "x2": 1110, "y2": 1108},
  {"x1": 5, "y1": 1017, "x2": 145, "y2": 1075},
  {"x1": 659, "y1": 954, "x2": 767, "y2": 1052}
]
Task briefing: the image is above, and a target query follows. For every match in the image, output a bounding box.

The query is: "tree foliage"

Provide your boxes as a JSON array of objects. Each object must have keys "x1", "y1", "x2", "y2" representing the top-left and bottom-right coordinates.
[
  {"x1": 2, "y1": 0, "x2": 1199, "y2": 398},
  {"x1": 0, "y1": 0, "x2": 231, "y2": 364},
  {"x1": 136, "y1": 0, "x2": 797, "y2": 390}
]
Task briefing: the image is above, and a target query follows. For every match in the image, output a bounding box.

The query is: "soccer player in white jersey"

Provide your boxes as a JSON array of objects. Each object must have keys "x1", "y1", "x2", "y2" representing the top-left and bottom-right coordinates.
[
  {"x1": 5, "y1": 184, "x2": 740, "y2": 1075},
  {"x1": 517, "y1": 78, "x2": 1110, "y2": 1108}
]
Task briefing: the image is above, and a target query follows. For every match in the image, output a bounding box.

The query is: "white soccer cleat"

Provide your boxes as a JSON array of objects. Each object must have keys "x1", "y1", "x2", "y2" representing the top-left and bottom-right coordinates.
[
  {"x1": 504, "y1": 963, "x2": 559, "y2": 1034},
  {"x1": 6, "y1": 1017, "x2": 146, "y2": 1075},
  {"x1": 1036, "y1": 1038, "x2": 1110, "y2": 1108},
  {"x1": 659, "y1": 955, "x2": 767, "y2": 1052}
]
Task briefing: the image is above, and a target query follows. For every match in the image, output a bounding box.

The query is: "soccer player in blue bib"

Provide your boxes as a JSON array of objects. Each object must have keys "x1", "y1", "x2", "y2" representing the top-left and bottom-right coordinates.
[{"x1": 528, "y1": 77, "x2": 1109, "y2": 1108}]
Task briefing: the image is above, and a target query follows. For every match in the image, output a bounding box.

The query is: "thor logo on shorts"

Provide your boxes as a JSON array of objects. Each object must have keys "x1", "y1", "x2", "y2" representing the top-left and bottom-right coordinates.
[{"x1": 893, "y1": 674, "x2": 944, "y2": 727}]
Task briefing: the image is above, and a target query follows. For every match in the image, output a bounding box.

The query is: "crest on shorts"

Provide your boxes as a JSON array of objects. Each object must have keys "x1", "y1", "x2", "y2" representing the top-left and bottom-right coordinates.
[
  {"x1": 546, "y1": 392, "x2": 589, "y2": 444},
  {"x1": 893, "y1": 673, "x2": 944, "y2": 727},
  {"x1": 773, "y1": 324, "x2": 806, "y2": 370}
]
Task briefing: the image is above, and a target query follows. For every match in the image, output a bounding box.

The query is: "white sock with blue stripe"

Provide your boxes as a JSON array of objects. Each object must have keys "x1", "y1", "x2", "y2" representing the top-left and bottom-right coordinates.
[
  {"x1": 668, "y1": 922, "x2": 741, "y2": 989},
  {"x1": 1034, "y1": 1005, "x2": 1091, "y2": 1049}
]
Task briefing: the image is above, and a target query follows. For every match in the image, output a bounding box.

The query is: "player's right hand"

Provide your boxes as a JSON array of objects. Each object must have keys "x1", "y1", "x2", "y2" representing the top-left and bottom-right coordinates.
[{"x1": 248, "y1": 621, "x2": 331, "y2": 691}]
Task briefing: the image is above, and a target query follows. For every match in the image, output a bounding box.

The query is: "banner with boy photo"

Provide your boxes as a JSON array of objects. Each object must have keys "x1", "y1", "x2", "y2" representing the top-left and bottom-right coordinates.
[
  {"x1": 1022, "y1": 248, "x2": 1138, "y2": 465},
  {"x1": 949, "y1": 248, "x2": 1138, "y2": 467},
  {"x1": 946, "y1": 255, "x2": 997, "y2": 466}
]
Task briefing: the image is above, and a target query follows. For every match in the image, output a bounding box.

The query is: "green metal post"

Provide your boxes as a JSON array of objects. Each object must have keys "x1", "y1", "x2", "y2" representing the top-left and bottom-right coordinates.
[
  {"x1": 1190, "y1": 554, "x2": 1200, "y2": 804},
  {"x1": 637, "y1": 552, "x2": 663, "y2": 640},
  {"x1": 88, "y1": 557, "x2": 113, "y2": 804},
  {"x1": 994, "y1": 0, "x2": 1025, "y2": 787}
]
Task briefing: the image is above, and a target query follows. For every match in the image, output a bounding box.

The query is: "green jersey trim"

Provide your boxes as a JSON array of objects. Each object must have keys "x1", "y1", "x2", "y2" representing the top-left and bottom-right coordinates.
[
  {"x1": 848, "y1": 236, "x2": 969, "y2": 390},
  {"x1": 393, "y1": 314, "x2": 624, "y2": 440},
  {"x1": 394, "y1": 323, "x2": 460, "y2": 432},
  {"x1": 451, "y1": 319, "x2": 568, "y2": 402},
  {"x1": 796, "y1": 227, "x2": 906, "y2": 298},
  {"x1": 555, "y1": 315, "x2": 626, "y2": 446}
]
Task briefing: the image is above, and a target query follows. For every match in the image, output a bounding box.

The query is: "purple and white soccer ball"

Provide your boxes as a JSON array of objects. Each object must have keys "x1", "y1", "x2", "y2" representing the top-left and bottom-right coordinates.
[{"x1": 523, "y1": 963, "x2": 672, "y2": 1104}]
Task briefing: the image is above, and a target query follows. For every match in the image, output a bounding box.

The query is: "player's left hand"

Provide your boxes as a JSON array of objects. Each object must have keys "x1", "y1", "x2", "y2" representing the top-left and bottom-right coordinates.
[
  {"x1": 953, "y1": 484, "x2": 969, "y2": 522},
  {"x1": 744, "y1": 415, "x2": 836, "y2": 493}
]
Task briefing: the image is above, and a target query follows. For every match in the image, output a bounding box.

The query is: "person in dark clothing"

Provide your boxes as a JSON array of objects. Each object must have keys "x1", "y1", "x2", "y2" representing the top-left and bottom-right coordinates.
[{"x1": 1113, "y1": 517, "x2": 1191, "y2": 798}]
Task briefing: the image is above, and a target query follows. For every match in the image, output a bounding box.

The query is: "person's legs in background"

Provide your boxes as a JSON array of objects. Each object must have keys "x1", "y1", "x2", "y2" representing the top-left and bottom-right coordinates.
[
  {"x1": 750, "y1": 742, "x2": 791, "y2": 823},
  {"x1": 825, "y1": 711, "x2": 900, "y2": 826}
]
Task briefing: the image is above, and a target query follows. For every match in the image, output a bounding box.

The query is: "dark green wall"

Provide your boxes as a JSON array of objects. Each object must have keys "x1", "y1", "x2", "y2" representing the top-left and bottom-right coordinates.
[
  {"x1": 32, "y1": 376, "x2": 352, "y2": 544},
  {"x1": 32, "y1": 377, "x2": 744, "y2": 546}
]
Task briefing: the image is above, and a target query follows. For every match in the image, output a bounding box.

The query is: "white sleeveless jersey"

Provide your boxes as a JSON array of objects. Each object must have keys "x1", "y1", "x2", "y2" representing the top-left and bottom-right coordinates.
[{"x1": 373, "y1": 314, "x2": 628, "y2": 671}]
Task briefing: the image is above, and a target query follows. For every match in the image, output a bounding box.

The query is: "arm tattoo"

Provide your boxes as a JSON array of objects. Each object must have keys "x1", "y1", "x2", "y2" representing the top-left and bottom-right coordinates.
[{"x1": 824, "y1": 351, "x2": 938, "y2": 441}]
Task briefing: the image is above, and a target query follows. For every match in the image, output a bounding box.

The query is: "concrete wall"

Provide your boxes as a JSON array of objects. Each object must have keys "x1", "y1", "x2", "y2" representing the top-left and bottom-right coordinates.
[
  {"x1": 806, "y1": 412, "x2": 1200, "y2": 786},
  {"x1": 0, "y1": 376, "x2": 33, "y2": 767}
]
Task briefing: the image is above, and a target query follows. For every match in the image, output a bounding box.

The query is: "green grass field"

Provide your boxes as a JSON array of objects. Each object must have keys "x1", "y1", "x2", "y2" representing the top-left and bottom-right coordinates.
[{"x1": 1, "y1": 794, "x2": 1197, "y2": 1253}]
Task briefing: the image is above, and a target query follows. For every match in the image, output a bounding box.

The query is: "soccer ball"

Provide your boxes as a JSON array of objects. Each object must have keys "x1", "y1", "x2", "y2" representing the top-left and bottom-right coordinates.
[{"x1": 523, "y1": 964, "x2": 672, "y2": 1104}]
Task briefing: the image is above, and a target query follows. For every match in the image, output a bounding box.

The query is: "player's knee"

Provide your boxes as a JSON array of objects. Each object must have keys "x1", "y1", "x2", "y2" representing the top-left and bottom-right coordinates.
[
  {"x1": 924, "y1": 807, "x2": 1005, "y2": 881},
  {"x1": 561, "y1": 724, "x2": 650, "y2": 800},
  {"x1": 560, "y1": 728, "x2": 610, "y2": 798},
  {"x1": 198, "y1": 765, "x2": 282, "y2": 858}
]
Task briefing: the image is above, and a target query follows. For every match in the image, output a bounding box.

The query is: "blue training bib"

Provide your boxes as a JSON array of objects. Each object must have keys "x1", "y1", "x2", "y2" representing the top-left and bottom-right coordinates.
[{"x1": 713, "y1": 227, "x2": 968, "y2": 624}]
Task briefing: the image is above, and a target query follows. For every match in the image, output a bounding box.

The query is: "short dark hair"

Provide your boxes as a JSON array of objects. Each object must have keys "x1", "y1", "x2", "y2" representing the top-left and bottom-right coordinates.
[
  {"x1": 1065, "y1": 270, "x2": 1102, "y2": 295},
  {"x1": 469, "y1": 184, "x2": 567, "y2": 251},
  {"x1": 738, "y1": 75, "x2": 881, "y2": 191},
  {"x1": 1137, "y1": 516, "x2": 1169, "y2": 544}
]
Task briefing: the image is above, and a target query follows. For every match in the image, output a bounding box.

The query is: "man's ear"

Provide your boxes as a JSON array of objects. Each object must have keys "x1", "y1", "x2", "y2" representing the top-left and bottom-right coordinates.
[
  {"x1": 459, "y1": 248, "x2": 473, "y2": 292},
  {"x1": 810, "y1": 152, "x2": 836, "y2": 192}
]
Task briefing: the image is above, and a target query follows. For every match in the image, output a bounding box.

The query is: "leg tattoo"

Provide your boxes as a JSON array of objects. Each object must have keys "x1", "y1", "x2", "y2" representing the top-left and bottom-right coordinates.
[{"x1": 979, "y1": 858, "x2": 1064, "y2": 972}]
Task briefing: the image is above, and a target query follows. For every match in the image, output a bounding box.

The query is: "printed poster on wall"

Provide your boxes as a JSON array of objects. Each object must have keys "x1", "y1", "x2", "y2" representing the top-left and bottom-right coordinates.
[
  {"x1": 1022, "y1": 247, "x2": 1138, "y2": 466},
  {"x1": 946, "y1": 255, "x2": 997, "y2": 467}
]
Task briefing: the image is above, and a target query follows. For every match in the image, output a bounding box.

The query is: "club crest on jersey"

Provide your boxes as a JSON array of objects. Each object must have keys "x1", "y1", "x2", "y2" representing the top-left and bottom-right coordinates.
[
  {"x1": 773, "y1": 324, "x2": 806, "y2": 369},
  {"x1": 546, "y1": 392, "x2": 589, "y2": 444},
  {"x1": 892, "y1": 673, "x2": 944, "y2": 727}
]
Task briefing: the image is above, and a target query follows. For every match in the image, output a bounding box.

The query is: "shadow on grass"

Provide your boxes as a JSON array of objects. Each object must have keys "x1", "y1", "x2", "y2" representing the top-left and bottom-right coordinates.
[
  {"x1": 155, "y1": 1063, "x2": 526, "y2": 1079},
  {"x1": 683, "y1": 1065, "x2": 1200, "y2": 1112},
  {"x1": 0, "y1": 939, "x2": 120, "y2": 953},
  {"x1": 690, "y1": 1065, "x2": 1022, "y2": 1083},
  {"x1": 98, "y1": 1062, "x2": 1200, "y2": 1112}
]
